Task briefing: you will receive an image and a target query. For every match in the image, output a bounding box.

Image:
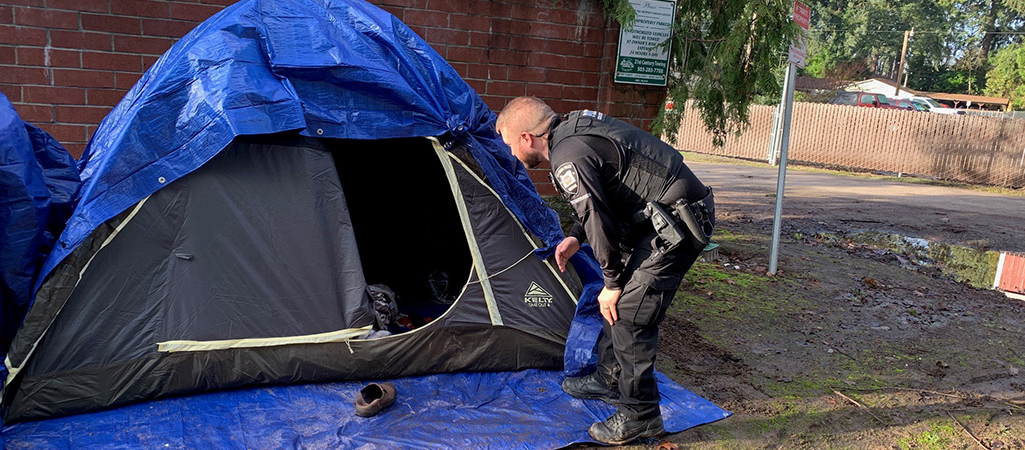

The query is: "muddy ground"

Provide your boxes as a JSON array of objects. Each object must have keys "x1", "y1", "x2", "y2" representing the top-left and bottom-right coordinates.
[{"x1": 556, "y1": 155, "x2": 1025, "y2": 450}]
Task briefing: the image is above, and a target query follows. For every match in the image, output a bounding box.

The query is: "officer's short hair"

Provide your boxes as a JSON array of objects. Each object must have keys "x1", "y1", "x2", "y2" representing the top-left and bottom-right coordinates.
[{"x1": 497, "y1": 96, "x2": 557, "y2": 136}]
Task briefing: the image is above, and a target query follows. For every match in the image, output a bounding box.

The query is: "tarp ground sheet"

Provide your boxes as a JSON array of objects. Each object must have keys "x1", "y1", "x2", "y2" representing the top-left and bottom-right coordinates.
[{"x1": 1, "y1": 370, "x2": 729, "y2": 449}]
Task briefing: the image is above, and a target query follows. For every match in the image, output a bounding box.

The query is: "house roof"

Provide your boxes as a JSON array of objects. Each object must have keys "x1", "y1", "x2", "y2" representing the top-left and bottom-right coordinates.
[
  {"x1": 825, "y1": 76, "x2": 1010, "y2": 107},
  {"x1": 919, "y1": 91, "x2": 1009, "y2": 106},
  {"x1": 795, "y1": 76, "x2": 848, "y2": 92},
  {"x1": 865, "y1": 77, "x2": 922, "y2": 95}
]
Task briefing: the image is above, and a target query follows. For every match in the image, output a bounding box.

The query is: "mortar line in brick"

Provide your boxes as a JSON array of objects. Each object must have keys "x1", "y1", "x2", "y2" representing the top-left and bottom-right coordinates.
[{"x1": 45, "y1": 28, "x2": 52, "y2": 85}]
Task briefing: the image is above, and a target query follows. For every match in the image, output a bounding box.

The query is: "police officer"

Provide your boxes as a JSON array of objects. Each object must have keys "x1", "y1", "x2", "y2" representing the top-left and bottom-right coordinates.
[{"x1": 496, "y1": 97, "x2": 712, "y2": 445}]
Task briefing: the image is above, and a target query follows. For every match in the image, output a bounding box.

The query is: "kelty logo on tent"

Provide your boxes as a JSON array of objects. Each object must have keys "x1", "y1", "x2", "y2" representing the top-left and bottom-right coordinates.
[{"x1": 524, "y1": 282, "x2": 554, "y2": 307}]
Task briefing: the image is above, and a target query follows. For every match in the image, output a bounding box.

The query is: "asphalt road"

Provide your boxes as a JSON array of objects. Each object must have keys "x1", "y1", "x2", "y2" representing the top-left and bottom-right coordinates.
[{"x1": 686, "y1": 161, "x2": 1025, "y2": 253}]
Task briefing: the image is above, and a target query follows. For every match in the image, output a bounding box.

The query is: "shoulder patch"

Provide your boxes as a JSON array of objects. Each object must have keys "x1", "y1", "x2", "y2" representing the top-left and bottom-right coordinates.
[
  {"x1": 554, "y1": 162, "x2": 579, "y2": 195},
  {"x1": 580, "y1": 110, "x2": 606, "y2": 121}
]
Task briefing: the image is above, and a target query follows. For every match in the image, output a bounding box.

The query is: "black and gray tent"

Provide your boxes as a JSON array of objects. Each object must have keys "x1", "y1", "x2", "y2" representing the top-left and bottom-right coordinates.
[{"x1": 1, "y1": 0, "x2": 598, "y2": 422}]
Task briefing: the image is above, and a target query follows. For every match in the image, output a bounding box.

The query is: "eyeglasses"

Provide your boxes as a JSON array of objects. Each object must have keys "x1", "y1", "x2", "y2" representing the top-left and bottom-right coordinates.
[{"x1": 497, "y1": 124, "x2": 549, "y2": 141}]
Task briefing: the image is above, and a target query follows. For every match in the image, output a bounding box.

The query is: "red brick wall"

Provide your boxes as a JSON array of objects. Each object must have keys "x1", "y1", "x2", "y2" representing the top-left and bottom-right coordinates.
[
  {"x1": 377, "y1": 0, "x2": 665, "y2": 195},
  {"x1": 0, "y1": 0, "x2": 233, "y2": 157},
  {"x1": 0, "y1": 0, "x2": 664, "y2": 194}
]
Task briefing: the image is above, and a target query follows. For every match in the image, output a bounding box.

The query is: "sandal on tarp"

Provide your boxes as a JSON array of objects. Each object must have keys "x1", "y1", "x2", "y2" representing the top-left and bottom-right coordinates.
[{"x1": 354, "y1": 382, "x2": 396, "y2": 417}]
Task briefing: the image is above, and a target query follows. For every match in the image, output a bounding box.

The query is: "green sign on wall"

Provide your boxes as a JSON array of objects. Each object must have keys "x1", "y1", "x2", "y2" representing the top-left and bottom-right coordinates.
[{"x1": 615, "y1": 0, "x2": 676, "y2": 86}]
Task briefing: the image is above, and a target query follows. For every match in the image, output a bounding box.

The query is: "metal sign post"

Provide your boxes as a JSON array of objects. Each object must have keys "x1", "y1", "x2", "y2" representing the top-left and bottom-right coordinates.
[
  {"x1": 768, "y1": 0, "x2": 810, "y2": 275},
  {"x1": 767, "y1": 103, "x2": 783, "y2": 166},
  {"x1": 768, "y1": 63, "x2": 796, "y2": 275}
]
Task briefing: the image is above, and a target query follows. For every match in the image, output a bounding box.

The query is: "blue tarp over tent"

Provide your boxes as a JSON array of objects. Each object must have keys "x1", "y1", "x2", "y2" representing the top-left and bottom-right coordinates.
[
  {"x1": 2, "y1": 0, "x2": 730, "y2": 446},
  {"x1": 24, "y1": 0, "x2": 598, "y2": 378},
  {"x1": 38, "y1": 0, "x2": 563, "y2": 302},
  {"x1": 0, "y1": 92, "x2": 79, "y2": 364}
]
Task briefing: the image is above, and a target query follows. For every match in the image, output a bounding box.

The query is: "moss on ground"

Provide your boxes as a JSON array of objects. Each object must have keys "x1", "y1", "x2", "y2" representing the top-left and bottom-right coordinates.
[
  {"x1": 896, "y1": 421, "x2": 957, "y2": 450},
  {"x1": 675, "y1": 261, "x2": 802, "y2": 327}
]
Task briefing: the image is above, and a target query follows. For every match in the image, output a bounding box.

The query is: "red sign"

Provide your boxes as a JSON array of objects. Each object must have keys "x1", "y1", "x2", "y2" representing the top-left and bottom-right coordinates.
[
  {"x1": 793, "y1": 1, "x2": 810, "y2": 31},
  {"x1": 789, "y1": 1, "x2": 810, "y2": 67}
]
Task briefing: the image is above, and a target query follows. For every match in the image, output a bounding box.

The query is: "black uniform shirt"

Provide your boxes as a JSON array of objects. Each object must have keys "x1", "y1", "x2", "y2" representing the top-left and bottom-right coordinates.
[
  {"x1": 550, "y1": 135, "x2": 634, "y2": 290},
  {"x1": 550, "y1": 133, "x2": 705, "y2": 290}
]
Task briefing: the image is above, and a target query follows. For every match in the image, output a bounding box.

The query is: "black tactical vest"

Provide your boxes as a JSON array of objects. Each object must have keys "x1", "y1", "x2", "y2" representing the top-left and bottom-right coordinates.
[{"x1": 548, "y1": 110, "x2": 688, "y2": 203}]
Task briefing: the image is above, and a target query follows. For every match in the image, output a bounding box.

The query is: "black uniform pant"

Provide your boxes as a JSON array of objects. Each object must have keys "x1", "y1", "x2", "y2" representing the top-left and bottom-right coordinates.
[{"x1": 595, "y1": 231, "x2": 702, "y2": 419}]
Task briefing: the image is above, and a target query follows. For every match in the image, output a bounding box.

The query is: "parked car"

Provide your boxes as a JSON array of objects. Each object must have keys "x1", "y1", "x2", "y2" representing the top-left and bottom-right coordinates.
[
  {"x1": 829, "y1": 91, "x2": 903, "y2": 109},
  {"x1": 908, "y1": 100, "x2": 932, "y2": 112},
  {"x1": 906, "y1": 96, "x2": 967, "y2": 115},
  {"x1": 891, "y1": 98, "x2": 922, "y2": 111}
]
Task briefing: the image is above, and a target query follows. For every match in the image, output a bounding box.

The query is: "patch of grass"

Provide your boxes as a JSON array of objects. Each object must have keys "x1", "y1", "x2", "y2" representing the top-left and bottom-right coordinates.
[
  {"x1": 826, "y1": 347, "x2": 925, "y2": 384},
  {"x1": 750, "y1": 403, "x2": 796, "y2": 434},
  {"x1": 675, "y1": 261, "x2": 803, "y2": 323},
  {"x1": 761, "y1": 377, "x2": 824, "y2": 399},
  {"x1": 896, "y1": 422, "x2": 956, "y2": 450},
  {"x1": 693, "y1": 423, "x2": 735, "y2": 443},
  {"x1": 714, "y1": 228, "x2": 739, "y2": 241}
]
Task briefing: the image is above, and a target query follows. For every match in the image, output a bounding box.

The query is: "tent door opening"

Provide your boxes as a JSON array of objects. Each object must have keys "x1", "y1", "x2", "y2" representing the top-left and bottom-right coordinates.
[{"x1": 328, "y1": 137, "x2": 472, "y2": 333}]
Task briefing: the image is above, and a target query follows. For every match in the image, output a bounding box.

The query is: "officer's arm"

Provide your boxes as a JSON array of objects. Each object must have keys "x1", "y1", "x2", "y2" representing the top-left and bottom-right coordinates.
[
  {"x1": 551, "y1": 140, "x2": 624, "y2": 290},
  {"x1": 567, "y1": 221, "x2": 585, "y2": 242}
]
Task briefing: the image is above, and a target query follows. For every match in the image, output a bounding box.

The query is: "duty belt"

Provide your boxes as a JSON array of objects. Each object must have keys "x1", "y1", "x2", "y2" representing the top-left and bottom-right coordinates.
[{"x1": 630, "y1": 187, "x2": 715, "y2": 251}]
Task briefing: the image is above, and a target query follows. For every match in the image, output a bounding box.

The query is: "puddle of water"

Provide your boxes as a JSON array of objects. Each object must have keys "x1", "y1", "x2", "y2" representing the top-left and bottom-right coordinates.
[{"x1": 814, "y1": 230, "x2": 1000, "y2": 289}]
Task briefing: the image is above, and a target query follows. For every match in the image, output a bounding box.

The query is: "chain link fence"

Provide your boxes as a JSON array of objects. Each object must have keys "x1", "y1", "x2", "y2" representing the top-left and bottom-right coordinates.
[{"x1": 673, "y1": 102, "x2": 1025, "y2": 188}]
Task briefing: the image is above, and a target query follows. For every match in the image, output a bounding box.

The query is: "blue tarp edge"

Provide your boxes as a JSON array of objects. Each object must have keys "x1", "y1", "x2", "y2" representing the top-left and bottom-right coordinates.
[{"x1": 1, "y1": 370, "x2": 730, "y2": 450}]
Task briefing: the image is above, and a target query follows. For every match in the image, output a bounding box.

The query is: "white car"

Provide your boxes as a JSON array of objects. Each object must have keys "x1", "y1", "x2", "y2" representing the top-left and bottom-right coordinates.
[{"x1": 907, "y1": 96, "x2": 966, "y2": 115}]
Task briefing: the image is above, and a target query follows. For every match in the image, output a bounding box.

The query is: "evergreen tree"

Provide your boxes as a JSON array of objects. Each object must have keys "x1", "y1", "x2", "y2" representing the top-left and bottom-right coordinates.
[
  {"x1": 595, "y1": 0, "x2": 799, "y2": 144},
  {"x1": 985, "y1": 42, "x2": 1025, "y2": 108}
]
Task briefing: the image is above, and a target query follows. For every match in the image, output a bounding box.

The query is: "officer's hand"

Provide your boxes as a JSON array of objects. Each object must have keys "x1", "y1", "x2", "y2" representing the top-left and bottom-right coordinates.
[
  {"x1": 555, "y1": 237, "x2": 580, "y2": 272},
  {"x1": 597, "y1": 287, "x2": 622, "y2": 325}
]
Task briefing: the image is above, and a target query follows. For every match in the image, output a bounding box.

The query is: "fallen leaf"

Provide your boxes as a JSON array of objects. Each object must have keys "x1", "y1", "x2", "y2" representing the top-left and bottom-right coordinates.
[{"x1": 657, "y1": 443, "x2": 680, "y2": 450}]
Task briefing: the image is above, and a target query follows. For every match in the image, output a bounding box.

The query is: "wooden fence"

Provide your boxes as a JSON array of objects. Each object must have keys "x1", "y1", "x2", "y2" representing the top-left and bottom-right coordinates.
[
  {"x1": 672, "y1": 102, "x2": 1025, "y2": 188},
  {"x1": 995, "y1": 252, "x2": 1025, "y2": 295}
]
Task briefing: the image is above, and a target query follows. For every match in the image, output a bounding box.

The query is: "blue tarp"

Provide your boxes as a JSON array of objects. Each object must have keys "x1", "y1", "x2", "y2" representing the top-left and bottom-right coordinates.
[
  {"x1": 0, "y1": 92, "x2": 79, "y2": 361},
  {"x1": 37, "y1": 0, "x2": 563, "y2": 300},
  {"x1": 2, "y1": 370, "x2": 729, "y2": 449}
]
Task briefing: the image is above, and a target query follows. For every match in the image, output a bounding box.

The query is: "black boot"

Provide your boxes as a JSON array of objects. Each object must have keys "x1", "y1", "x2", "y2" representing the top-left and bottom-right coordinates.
[
  {"x1": 561, "y1": 372, "x2": 620, "y2": 404},
  {"x1": 588, "y1": 411, "x2": 664, "y2": 445}
]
